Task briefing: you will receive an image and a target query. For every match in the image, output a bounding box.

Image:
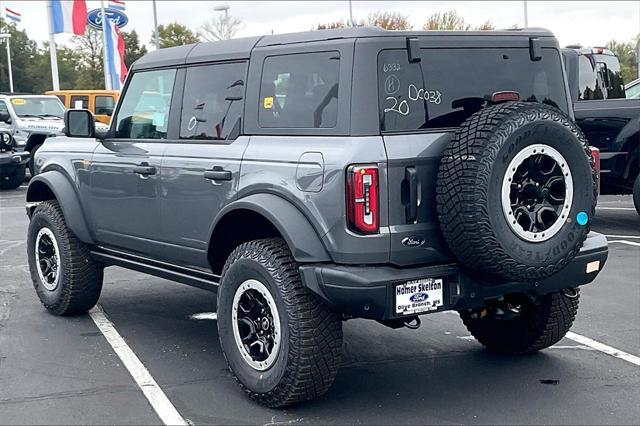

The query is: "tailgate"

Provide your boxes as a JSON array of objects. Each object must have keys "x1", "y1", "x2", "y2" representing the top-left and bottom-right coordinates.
[{"x1": 383, "y1": 133, "x2": 455, "y2": 266}]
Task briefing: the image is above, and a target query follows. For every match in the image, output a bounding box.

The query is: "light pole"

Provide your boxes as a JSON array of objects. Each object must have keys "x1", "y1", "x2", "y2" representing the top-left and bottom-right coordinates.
[
  {"x1": 0, "y1": 33, "x2": 13, "y2": 93},
  {"x1": 523, "y1": 0, "x2": 529, "y2": 27},
  {"x1": 214, "y1": 4, "x2": 230, "y2": 39},
  {"x1": 152, "y1": 0, "x2": 160, "y2": 50}
]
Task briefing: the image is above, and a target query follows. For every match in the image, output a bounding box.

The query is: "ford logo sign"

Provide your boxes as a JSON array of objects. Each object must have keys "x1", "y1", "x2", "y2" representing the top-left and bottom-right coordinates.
[
  {"x1": 410, "y1": 292, "x2": 429, "y2": 302},
  {"x1": 87, "y1": 8, "x2": 129, "y2": 30},
  {"x1": 402, "y1": 236, "x2": 425, "y2": 248}
]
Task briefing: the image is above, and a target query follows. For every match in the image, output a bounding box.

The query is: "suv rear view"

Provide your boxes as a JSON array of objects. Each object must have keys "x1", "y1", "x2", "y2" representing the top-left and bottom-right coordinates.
[{"x1": 26, "y1": 28, "x2": 607, "y2": 407}]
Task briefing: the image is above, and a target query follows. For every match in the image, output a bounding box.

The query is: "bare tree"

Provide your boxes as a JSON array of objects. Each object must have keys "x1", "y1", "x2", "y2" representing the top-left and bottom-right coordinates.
[
  {"x1": 363, "y1": 11, "x2": 412, "y2": 30},
  {"x1": 317, "y1": 20, "x2": 349, "y2": 30},
  {"x1": 200, "y1": 13, "x2": 244, "y2": 41},
  {"x1": 423, "y1": 10, "x2": 494, "y2": 31}
]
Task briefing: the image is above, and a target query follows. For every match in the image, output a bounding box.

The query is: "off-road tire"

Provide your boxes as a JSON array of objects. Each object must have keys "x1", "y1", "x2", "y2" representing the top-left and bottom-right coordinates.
[
  {"x1": 27, "y1": 200, "x2": 103, "y2": 315},
  {"x1": 28, "y1": 144, "x2": 41, "y2": 177},
  {"x1": 633, "y1": 174, "x2": 640, "y2": 216},
  {"x1": 0, "y1": 165, "x2": 26, "y2": 190},
  {"x1": 460, "y1": 289, "x2": 580, "y2": 354},
  {"x1": 437, "y1": 102, "x2": 597, "y2": 282},
  {"x1": 217, "y1": 238, "x2": 343, "y2": 408}
]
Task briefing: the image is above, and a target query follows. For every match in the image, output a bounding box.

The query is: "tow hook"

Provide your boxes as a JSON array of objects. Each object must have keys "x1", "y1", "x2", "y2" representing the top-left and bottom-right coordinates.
[
  {"x1": 403, "y1": 317, "x2": 421, "y2": 329},
  {"x1": 378, "y1": 316, "x2": 421, "y2": 330}
]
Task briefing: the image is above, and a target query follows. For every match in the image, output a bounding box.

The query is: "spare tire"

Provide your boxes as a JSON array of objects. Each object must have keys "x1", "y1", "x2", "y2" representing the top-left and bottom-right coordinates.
[{"x1": 436, "y1": 102, "x2": 596, "y2": 282}]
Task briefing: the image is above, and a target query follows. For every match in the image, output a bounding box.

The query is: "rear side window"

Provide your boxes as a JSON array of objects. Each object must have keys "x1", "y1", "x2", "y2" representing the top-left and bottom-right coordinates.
[
  {"x1": 378, "y1": 48, "x2": 568, "y2": 132},
  {"x1": 115, "y1": 69, "x2": 176, "y2": 139},
  {"x1": 55, "y1": 94, "x2": 67, "y2": 105},
  {"x1": 592, "y1": 54, "x2": 625, "y2": 99},
  {"x1": 259, "y1": 51, "x2": 339, "y2": 128},
  {"x1": 578, "y1": 55, "x2": 602, "y2": 100},
  {"x1": 95, "y1": 96, "x2": 115, "y2": 116},
  {"x1": 180, "y1": 62, "x2": 246, "y2": 141},
  {"x1": 70, "y1": 95, "x2": 89, "y2": 109}
]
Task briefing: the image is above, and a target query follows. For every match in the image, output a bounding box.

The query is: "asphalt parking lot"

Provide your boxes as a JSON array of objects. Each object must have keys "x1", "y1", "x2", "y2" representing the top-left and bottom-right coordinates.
[{"x1": 1, "y1": 185, "x2": 638, "y2": 425}]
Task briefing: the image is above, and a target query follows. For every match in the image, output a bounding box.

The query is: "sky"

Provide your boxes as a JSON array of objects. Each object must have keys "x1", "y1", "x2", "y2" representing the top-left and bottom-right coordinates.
[{"x1": 1, "y1": 1, "x2": 639, "y2": 50}]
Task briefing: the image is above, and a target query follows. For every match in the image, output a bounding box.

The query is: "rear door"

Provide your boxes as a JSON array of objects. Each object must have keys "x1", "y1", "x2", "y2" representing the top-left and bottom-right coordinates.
[
  {"x1": 378, "y1": 44, "x2": 570, "y2": 266},
  {"x1": 89, "y1": 68, "x2": 176, "y2": 255},
  {"x1": 159, "y1": 62, "x2": 249, "y2": 268}
]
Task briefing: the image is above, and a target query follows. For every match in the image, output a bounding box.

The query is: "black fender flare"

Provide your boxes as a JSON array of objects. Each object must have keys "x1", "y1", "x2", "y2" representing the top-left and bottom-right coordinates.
[
  {"x1": 210, "y1": 193, "x2": 330, "y2": 263},
  {"x1": 26, "y1": 171, "x2": 94, "y2": 244},
  {"x1": 25, "y1": 133, "x2": 50, "y2": 152}
]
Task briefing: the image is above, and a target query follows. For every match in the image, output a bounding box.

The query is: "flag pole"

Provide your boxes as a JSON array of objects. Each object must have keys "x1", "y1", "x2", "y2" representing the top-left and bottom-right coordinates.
[
  {"x1": 152, "y1": 0, "x2": 159, "y2": 49},
  {"x1": 46, "y1": 1, "x2": 60, "y2": 90},
  {"x1": 100, "y1": 0, "x2": 111, "y2": 90}
]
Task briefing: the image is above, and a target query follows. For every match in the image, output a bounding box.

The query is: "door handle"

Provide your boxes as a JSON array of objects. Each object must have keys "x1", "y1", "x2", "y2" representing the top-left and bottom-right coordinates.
[
  {"x1": 133, "y1": 163, "x2": 156, "y2": 176},
  {"x1": 204, "y1": 169, "x2": 232, "y2": 181}
]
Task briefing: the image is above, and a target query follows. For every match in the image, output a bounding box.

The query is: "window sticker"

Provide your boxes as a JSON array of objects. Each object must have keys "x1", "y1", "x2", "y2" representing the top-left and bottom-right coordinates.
[
  {"x1": 263, "y1": 96, "x2": 274, "y2": 109},
  {"x1": 11, "y1": 98, "x2": 26, "y2": 105}
]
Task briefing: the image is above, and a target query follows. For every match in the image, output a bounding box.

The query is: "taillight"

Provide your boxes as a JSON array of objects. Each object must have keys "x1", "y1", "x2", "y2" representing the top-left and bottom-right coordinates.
[
  {"x1": 346, "y1": 165, "x2": 379, "y2": 234},
  {"x1": 590, "y1": 147, "x2": 600, "y2": 196}
]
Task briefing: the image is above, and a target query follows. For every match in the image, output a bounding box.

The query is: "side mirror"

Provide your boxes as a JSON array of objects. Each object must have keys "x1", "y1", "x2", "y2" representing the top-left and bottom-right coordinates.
[
  {"x1": 64, "y1": 109, "x2": 95, "y2": 138},
  {"x1": 0, "y1": 110, "x2": 11, "y2": 124}
]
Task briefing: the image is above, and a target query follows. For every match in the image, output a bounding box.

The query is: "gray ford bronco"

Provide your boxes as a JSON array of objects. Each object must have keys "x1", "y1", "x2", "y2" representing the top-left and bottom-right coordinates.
[{"x1": 26, "y1": 27, "x2": 609, "y2": 407}]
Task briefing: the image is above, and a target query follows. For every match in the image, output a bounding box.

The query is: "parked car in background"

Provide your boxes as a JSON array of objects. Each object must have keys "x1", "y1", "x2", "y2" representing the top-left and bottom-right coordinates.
[
  {"x1": 0, "y1": 94, "x2": 66, "y2": 176},
  {"x1": 563, "y1": 47, "x2": 640, "y2": 215},
  {"x1": 46, "y1": 90, "x2": 119, "y2": 125},
  {"x1": 626, "y1": 78, "x2": 640, "y2": 99},
  {"x1": 0, "y1": 131, "x2": 29, "y2": 189}
]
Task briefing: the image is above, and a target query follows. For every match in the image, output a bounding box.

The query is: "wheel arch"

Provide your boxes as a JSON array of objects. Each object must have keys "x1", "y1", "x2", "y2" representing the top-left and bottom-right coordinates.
[
  {"x1": 207, "y1": 194, "x2": 330, "y2": 275},
  {"x1": 26, "y1": 171, "x2": 94, "y2": 244},
  {"x1": 25, "y1": 133, "x2": 49, "y2": 152}
]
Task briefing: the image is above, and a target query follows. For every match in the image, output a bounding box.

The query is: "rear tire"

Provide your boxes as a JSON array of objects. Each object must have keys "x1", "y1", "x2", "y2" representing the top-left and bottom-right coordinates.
[
  {"x1": 217, "y1": 238, "x2": 343, "y2": 408},
  {"x1": 0, "y1": 165, "x2": 26, "y2": 190},
  {"x1": 633, "y1": 174, "x2": 640, "y2": 216},
  {"x1": 27, "y1": 200, "x2": 103, "y2": 315},
  {"x1": 460, "y1": 289, "x2": 580, "y2": 354}
]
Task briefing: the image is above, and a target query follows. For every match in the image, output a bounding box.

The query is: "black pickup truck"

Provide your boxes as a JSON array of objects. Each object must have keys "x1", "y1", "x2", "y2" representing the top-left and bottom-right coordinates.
[{"x1": 563, "y1": 47, "x2": 640, "y2": 214}]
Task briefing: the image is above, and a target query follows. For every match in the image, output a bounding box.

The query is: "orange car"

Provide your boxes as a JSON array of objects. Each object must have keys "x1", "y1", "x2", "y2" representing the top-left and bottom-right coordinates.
[{"x1": 46, "y1": 90, "x2": 120, "y2": 124}]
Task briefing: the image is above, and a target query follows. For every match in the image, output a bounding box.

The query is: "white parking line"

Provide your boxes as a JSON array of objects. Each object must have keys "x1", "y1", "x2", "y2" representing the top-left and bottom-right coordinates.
[
  {"x1": 605, "y1": 235, "x2": 640, "y2": 239},
  {"x1": 608, "y1": 240, "x2": 640, "y2": 247},
  {"x1": 566, "y1": 332, "x2": 640, "y2": 367},
  {"x1": 89, "y1": 305, "x2": 188, "y2": 426},
  {"x1": 189, "y1": 312, "x2": 217, "y2": 320}
]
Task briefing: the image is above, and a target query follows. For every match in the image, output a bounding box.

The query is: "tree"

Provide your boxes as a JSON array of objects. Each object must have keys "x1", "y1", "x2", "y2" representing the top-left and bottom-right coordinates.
[
  {"x1": 151, "y1": 22, "x2": 199, "y2": 48},
  {"x1": 200, "y1": 13, "x2": 243, "y2": 41},
  {"x1": 0, "y1": 18, "x2": 46, "y2": 92},
  {"x1": 71, "y1": 28, "x2": 104, "y2": 89},
  {"x1": 363, "y1": 11, "x2": 411, "y2": 30},
  {"x1": 317, "y1": 20, "x2": 348, "y2": 30},
  {"x1": 606, "y1": 37, "x2": 639, "y2": 84},
  {"x1": 121, "y1": 29, "x2": 147, "y2": 66},
  {"x1": 423, "y1": 10, "x2": 494, "y2": 31}
]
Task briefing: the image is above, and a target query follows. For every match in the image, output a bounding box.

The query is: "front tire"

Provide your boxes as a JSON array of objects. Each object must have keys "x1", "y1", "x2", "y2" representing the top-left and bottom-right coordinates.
[
  {"x1": 460, "y1": 289, "x2": 580, "y2": 354},
  {"x1": 27, "y1": 200, "x2": 103, "y2": 315},
  {"x1": 217, "y1": 238, "x2": 343, "y2": 408},
  {"x1": 0, "y1": 165, "x2": 26, "y2": 190}
]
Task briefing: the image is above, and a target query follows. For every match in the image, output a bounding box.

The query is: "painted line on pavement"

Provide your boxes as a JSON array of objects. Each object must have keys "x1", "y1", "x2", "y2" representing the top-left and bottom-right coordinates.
[
  {"x1": 566, "y1": 332, "x2": 640, "y2": 367},
  {"x1": 608, "y1": 240, "x2": 640, "y2": 247},
  {"x1": 189, "y1": 312, "x2": 217, "y2": 320},
  {"x1": 89, "y1": 305, "x2": 188, "y2": 426},
  {"x1": 605, "y1": 235, "x2": 640, "y2": 239}
]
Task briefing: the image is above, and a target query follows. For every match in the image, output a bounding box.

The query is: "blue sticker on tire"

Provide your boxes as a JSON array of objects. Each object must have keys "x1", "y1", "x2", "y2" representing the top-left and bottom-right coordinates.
[{"x1": 576, "y1": 211, "x2": 588, "y2": 226}]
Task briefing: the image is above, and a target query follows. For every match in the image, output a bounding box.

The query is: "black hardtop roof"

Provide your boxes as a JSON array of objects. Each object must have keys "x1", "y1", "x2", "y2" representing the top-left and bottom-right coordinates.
[{"x1": 132, "y1": 27, "x2": 556, "y2": 71}]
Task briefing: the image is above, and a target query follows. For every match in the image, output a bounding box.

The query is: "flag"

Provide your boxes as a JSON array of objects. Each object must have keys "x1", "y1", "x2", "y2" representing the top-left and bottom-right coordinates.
[
  {"x1": 105, "y1": 19, "x2": 127, "y2": 90},
  {"x1": 108, "y1": 0, "x2": 125, "y2": 11},
  {"x1": 4, "y1": 8, "x2": 21, "y2": 23},
  {"x1": 51, "y1": 0, "x2": 87, "y2": 35}
]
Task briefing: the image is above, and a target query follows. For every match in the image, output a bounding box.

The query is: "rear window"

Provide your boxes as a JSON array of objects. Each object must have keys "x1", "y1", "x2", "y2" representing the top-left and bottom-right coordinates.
[{"x1": 379, "y1": 48, "x2": 568, "y2": 132}]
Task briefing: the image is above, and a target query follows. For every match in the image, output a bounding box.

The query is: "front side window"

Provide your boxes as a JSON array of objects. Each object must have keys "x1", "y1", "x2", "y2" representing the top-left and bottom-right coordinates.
[
  {"x1": 180, "y1": 62, "x2": 246, "y2": 141},
  {"x1": 378, "y1": 48, "x2": 569, "y2": 132},
  {"x1": 259, "y1": 51, "x2": 340, "y2": 128},
  {"x1": 115, "y1": 69, "x2": 176, "y2": 139},
  {"x1": 70, "y1": 95, "x2": 89, "y2": 109},
  {"x1": 95, "y1": 96, "x2": 116, "y2": 116}
]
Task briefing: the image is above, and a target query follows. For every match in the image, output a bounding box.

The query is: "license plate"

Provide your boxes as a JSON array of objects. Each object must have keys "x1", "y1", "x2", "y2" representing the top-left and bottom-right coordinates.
[{"x1": 395, "y1": 278, "x2": 444, "y2": 315}]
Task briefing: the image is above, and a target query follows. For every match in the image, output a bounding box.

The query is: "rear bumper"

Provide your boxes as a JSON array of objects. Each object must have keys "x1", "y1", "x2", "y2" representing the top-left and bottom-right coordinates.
[{"x1": 300, "y1": 232, "x2": 608, "y2": 320}]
